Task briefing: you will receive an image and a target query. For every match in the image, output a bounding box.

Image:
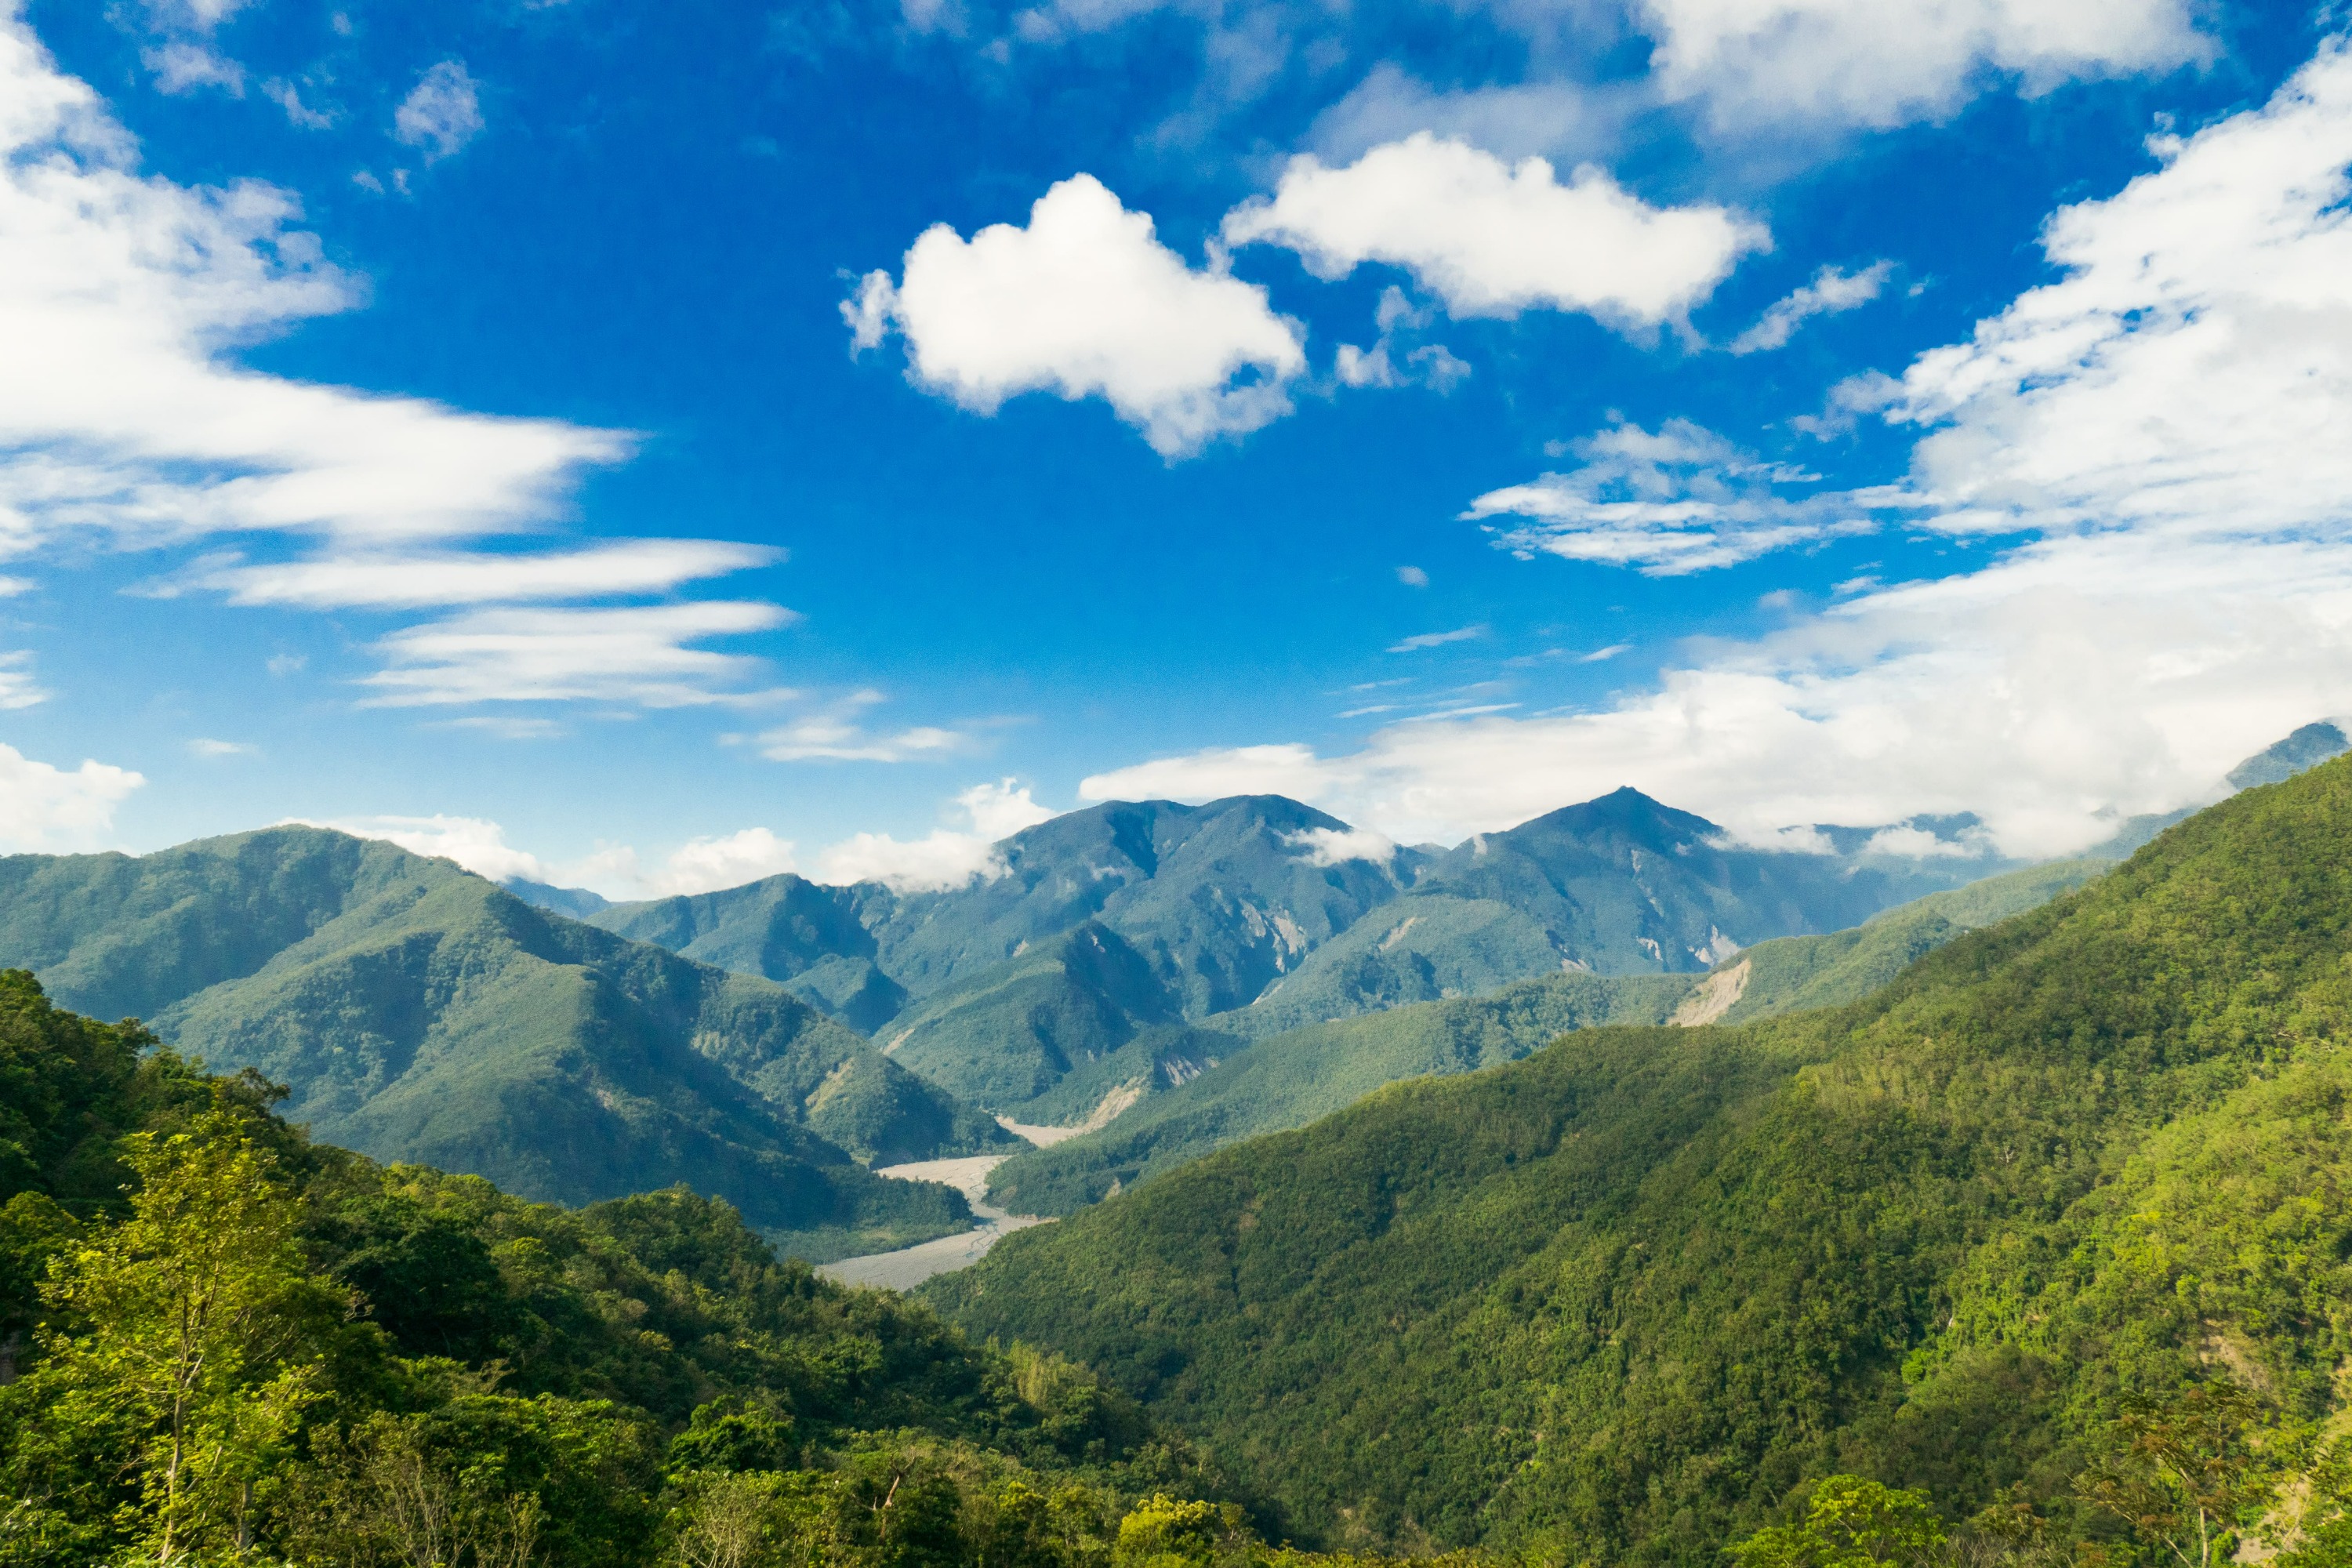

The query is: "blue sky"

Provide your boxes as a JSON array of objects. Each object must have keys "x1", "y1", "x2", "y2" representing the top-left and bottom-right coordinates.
[{"x1": 3, "y1": 0, "x2": 2349, "y2": 895}]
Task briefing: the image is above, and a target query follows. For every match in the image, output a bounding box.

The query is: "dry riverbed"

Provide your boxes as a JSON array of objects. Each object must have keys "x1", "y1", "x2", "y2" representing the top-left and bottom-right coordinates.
[{"x1": 816, "y1": 1122, "x2": 1079, "y2": 1290}]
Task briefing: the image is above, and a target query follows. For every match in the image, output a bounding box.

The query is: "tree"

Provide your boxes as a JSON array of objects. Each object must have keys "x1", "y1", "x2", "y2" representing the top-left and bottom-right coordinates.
[
  {"x1": 1729, "y1": 1477, "x2": 1949, "y2": 1568},
  {"x1": 1112, "y1": 1495, "x2": 1250, "y2": 1568},
  {"x1": 1, "y1": 1111, "x2": 339, "y2": 1560},
  {"x1": 2076, "y1": 1384, "x2": 2274, "y2": 1568}
]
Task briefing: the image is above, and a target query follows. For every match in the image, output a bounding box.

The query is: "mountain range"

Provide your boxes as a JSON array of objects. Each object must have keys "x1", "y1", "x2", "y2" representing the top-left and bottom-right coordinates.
[
  {"x1": 1, "y1": 725, "x2": 2336, "y2": 1263},
  {"x1": 0, "y1": 827, "x2": 1000, "y2": 1258},
  {"x1": 928, "y1": 750, "x2": 2352, "y2": 1559},
  {"x1": 580, "y1": 789, "x2": 2023, "y2": 1123},
  {"x1": 982, "y1": 855, "x2": 2108, "y2": 1216}
]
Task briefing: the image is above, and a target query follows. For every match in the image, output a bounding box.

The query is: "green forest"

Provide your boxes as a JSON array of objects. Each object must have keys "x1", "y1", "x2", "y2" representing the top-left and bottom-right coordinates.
[
  {"x1": 932, "y1": 757, "x2": 2352, "y2": 1564},
  {"x1": 0, "y1": 967, "x2": 1374, "y2": 1568}
]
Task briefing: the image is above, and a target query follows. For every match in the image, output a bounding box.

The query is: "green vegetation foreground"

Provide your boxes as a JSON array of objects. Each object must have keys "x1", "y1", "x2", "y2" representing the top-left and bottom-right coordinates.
[
  {"x1": 930, "y1": 755, "x2": 2352, "y2": 1563},
  {"x1": 0, "y1": 967, "x2": 1345, "y2": 1567}
]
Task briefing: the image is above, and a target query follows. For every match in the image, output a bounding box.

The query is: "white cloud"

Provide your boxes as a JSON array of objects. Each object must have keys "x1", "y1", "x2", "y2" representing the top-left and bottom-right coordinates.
[
  {"x1": 1388, "y1": 625, "x2": 1484, "y2": 652},
  {"x1": 812, "y1": 828, "x2": 1006, "y2": 891},
  {"x1": 1307, "y1": 65, "x2": 1636, "y2": 166},
  {"x1": 187, "y1": 737, "x2": 251, "y2": 756},
  {"x1": 186, "y1": 539, "x2": 780, "y2": 608},
  {"x1": 363, "y1": 603, "x2": 795, "y2": 707},
  {"x1": 142, "y1": 42, "x2": 243, "y2": 96},
  {"x1": 434, "y1": 715, "x2": 564, "y2": 740},
  {"x1": 1333, "y1": 285, "x2": 1470, "y2": 393},
  {"x1": 262, "y1": 78, "x2": 336, "y2": 130},
  {"x1": 848, "y1": 172, "x2": 1306, "y2": 456},
  {"x1": 648, "y1": 827, "x2": 800, "y2": 895},
  {"x1": 958, "y1": 778, "x2": 1057, "y2": 839},
  {"x1": 1728, "y1": 260, "x2": 1892, "y2": 354},
  {"x1": 1636, "y1": 0, "x2": 2211, "y2": 131},
  {"x1": 808, "y1": 779, "x2": 1058, "y2": 892},
  {"x1": 0, "y1": 24, "x2": 606, "y2": 544},
  {"x1": 755, "y1": 692, "x2": 968, "y2": 762},
  {"x1": 1284, "y1": 824, "x2": 1396, "y2": 866},
  {"x1": 140, "y1": 0, "x2": 253, "y2": 27},
  {"x1": 0, "y1": 650, "x2": 43, "y2": 708},
  {"x1": 1222, "y1": 132, "x2": 1767, "y2": 326},
  {"x1": 1396, "y1": 564, "x2": 1429, "y2": 587},
  {"x1": 1468, "y1": 419, "x2": 1907, "y2": 574},
  {"x1": 393, "y1": 61, "x2": 484, "y2": 162},
  {"x1": 303, "y1": 813, "x2": 549, "y2": 883},
  {"x1": 1087, "y1": 34, "x2": 2352, "y2": 859},
  {"x1": 0, "y1": 742, "x2": 141, "y2": 851},
  {"x1": 0, "y1": 13, "x2": 795, "y2": 713},
  {"x1": 1879, "y1": 43, "x2": 2352, "y2": 546}
]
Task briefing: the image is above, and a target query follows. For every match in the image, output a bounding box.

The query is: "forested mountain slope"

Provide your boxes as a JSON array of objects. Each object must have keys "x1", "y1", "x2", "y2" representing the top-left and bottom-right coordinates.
[
  {"x1": 985, "y1": 859, "x2": 2103, "y2": 1216},
  {"x1": 0, "y1": 971, "x2": 1289, "y2": 1567},
  {"x1": 932, "y1": 757, "x2": 2352, "y2": 1560},
  {"x1": 0, "y1": 829, "x2": 1004, "y2": 1256},
  {"x1": 1225, "y1": 789, "x2": 2005, "y2": 1040}
]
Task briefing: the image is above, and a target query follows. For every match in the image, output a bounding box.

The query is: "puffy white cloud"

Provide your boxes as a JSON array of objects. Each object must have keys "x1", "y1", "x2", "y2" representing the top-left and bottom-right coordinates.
[
  {"x1": 809, "y1": 779, "x2": 1058, "y2": 892},
  {"x1": 812, "y1": 828, "x2": 1005, "y2": 891},
  {"x1": 645, "y1": 828, "x2": 800, "y2": 895},
  {"x1": 0, "y1": 742, "x2": 143, "y2": 851},
  {"x1": 1088, "y1": 36, "x2": 2352, "y2": 858},
  {"x1": 1222, "y1": 132, "x2": 1766, "y2": 325},
  {"x1": 848, "y1": 173, "x2": 1306, "y2": 456},
  {"x1": 957, "y1": 778, "x2": 1057, "y2": 839},
  {"x1": 363, "y1": 603, "x2": 795, "y2": 707},
  {"x1": 1636, "y1": 0, "x2": 2210, "y2": 130},
  {"x1": 1284, "y1": 824, "x2": 1396, "y2": 866},
  {"x1": 1468, "y1": 419, "x2": 1906, "y2": 574},
  {"x1": 393, "y1": 61, "x2": 484, "y2": 162},
  {"x1": 296, "y1": 813, "x2": 551, "y2": 883},
  {"x1": 1728, "y1": 260, "x2": 1891, "y2": 354}
]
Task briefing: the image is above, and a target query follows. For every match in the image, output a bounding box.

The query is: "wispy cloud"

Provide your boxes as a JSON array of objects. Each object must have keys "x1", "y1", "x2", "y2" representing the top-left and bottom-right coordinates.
[
  {"x1": 754, "y1": 691, "x2": 971, "y2": 762},
  {"x1": 187, "y1": 737, "x2": 252, "y2": 757},
  {"x1": 1728, "y1": 261, "x2": 1893, "y2": 354},
  {"x1": 393, "y1": 60, "x2": 484, "y2": 162},
  {"x1": 1388, "y1": 625, "x2": 1484, "y2": 652},
  {"x1": 182, "y1": 539, "x2": 782, "y2": 608},
  {"x1": 1468, "y1": 419, "x2": 1911, "y2": 575},
  {"x1": 363, "y1": 604, "x2": 797, "y2": 707},
  {"x1": 0, "y1": 17, "x2": 794, "y2": 716}
]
